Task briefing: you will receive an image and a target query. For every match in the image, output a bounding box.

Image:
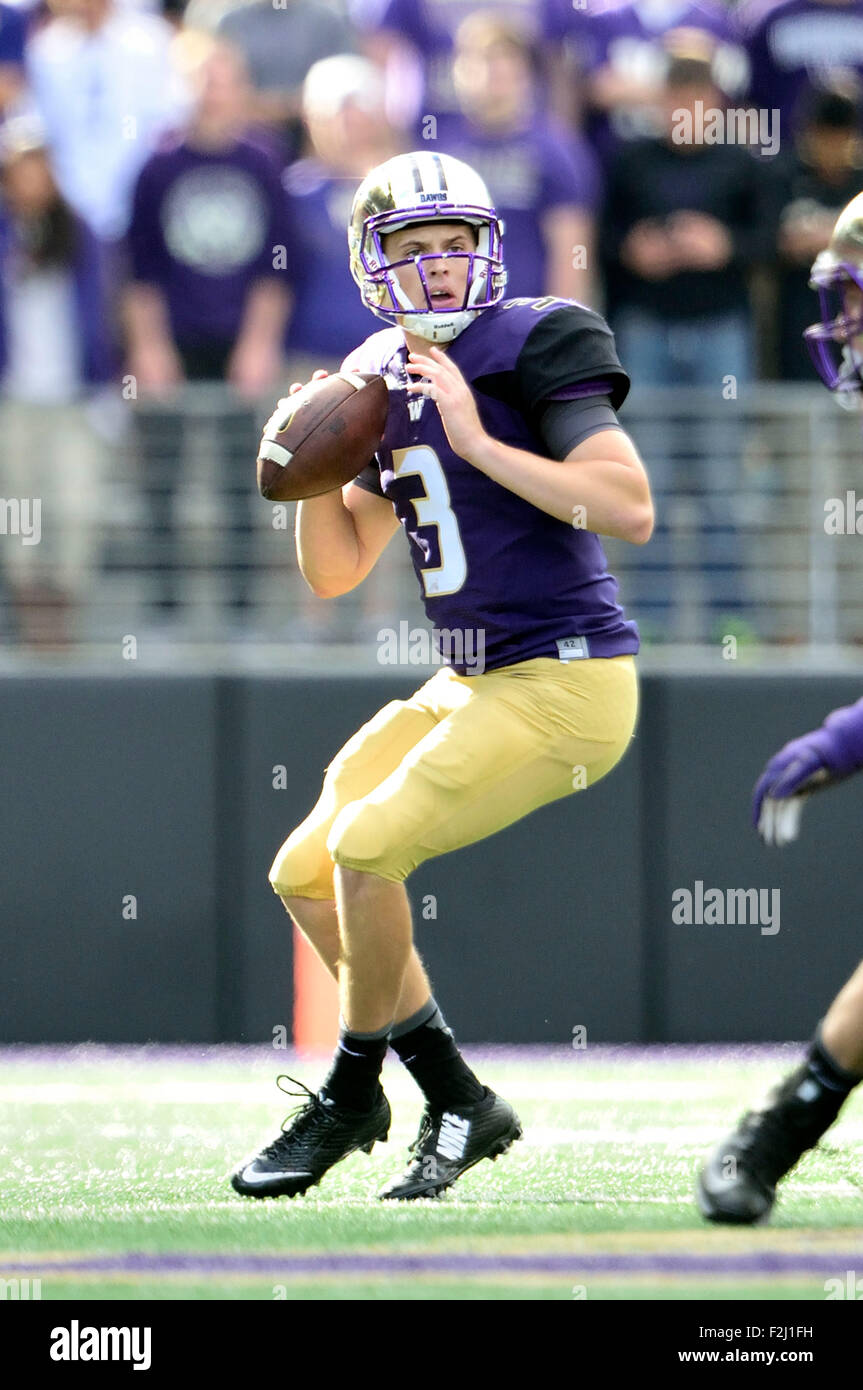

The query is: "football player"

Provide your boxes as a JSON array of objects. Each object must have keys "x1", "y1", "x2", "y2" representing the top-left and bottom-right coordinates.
[
  {"x1": 232, "y1": 152, "x2": 653, "y2": 1201},
  {"x1": 697, "y1": 191, "x2": 863, "y2": 1224}
]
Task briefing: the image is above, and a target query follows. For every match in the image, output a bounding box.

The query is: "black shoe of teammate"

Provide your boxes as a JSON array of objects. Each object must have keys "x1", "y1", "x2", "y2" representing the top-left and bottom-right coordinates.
[
  {"x1": 231, "y1": 1075, "x2": 390, "y2": 1199},
  {"x1": 378, "y1": 1089, "x2": 522, "y2": 1200},
  {"x1": 697, "y1": 1065, "x2": 841, "y2": 1225}
]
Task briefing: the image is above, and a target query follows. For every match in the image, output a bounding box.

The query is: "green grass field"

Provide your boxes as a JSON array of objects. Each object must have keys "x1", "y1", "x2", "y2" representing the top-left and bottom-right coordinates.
[{"x1": 2, "y1": 1043, "x2": 862, "y2": 1301}]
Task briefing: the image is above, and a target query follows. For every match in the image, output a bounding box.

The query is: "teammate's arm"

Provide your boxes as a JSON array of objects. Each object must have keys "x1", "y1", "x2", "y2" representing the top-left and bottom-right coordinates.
[
  {"x1": 753, "y1": 697, "x2": 863, "y2": 845},
  {"x1": 295, "y1": 483, "x2": 399, "y2": 598},
  {"x1": 406, "y1": 346, "x2": 654, "y2": 544}
]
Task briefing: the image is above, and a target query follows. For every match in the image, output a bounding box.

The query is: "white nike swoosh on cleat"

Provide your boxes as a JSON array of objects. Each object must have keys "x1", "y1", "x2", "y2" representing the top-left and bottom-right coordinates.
[{"x1": 239, "y1": 1166, "x2": 313, "y2": 1185}]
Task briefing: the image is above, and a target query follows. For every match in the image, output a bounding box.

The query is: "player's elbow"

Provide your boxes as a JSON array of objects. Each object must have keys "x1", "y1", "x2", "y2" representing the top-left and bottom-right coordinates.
[{"x1": 623, "y1": 501, "x2": 654, "y2": 546}]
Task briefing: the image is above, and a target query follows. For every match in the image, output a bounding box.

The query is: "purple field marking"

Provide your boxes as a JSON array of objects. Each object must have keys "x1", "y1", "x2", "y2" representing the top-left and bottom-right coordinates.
[
  {"x1": 0, "y1": 1043, "x2": 805, "y2": 1067},
  {"x1": 3, "y1": 1253, "x2": 860, "y2": 1277}
]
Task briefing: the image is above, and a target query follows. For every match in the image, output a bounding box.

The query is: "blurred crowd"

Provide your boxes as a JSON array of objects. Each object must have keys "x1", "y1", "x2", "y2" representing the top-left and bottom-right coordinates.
[{"x1": 1, "y1": 0, "x2": 863, "y2": 646}]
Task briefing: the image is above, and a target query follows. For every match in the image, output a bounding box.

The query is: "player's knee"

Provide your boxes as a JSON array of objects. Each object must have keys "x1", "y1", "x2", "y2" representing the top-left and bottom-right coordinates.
[
  {"x1": 327, "y1": 801, "x2": 404, "y2": 881},
  {"x1": 268, "y1": 825, "x2": 332, "y2": 899}
]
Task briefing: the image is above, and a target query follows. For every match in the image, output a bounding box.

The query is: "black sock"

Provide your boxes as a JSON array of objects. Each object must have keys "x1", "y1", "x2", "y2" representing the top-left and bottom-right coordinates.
[
  {"x1": 321, "y1": 1024, "x2": 390, "y2": 1111},
  {"x1": 803, "y1": 1024, "x2": 863, "y2": 1110},
  {"x1": 774, "y1": 1024, "x2": 863, "y2": 1143},
  {"x1": 389, "y1": 1000, "x2": 486, "y2": 1111}
]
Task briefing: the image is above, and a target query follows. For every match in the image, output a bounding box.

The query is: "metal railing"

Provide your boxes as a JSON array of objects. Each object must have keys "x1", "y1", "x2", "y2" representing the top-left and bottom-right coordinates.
[{"x1": 1, "y1": 381, "x2": 861, "y2": 661}]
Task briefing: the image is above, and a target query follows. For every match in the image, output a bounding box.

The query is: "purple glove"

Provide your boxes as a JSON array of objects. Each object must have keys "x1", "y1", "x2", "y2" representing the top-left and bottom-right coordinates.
[{"x1": 753, "y1": 697, "x2": 863, "y2": 845}]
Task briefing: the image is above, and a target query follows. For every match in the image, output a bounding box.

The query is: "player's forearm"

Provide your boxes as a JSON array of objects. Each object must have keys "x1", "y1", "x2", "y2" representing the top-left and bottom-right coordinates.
[
  {"x1": 237, "y1": 279, "x2": 291, "y2": 347},
  {"x1": 295, "y1": 492, "x2": 362, "y2": 597},
  {"x1": 468, "y1": 436, "x2": 654, "y2": 543},
  {"x1": 123, "y1": 283, "x2": 174, "y2": 351}
]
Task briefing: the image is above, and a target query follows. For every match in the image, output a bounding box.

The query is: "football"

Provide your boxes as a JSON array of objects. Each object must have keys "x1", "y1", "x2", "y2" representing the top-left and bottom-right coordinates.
[{"x1": 257, "y1": 372, "x2": 389, "y2": 502}]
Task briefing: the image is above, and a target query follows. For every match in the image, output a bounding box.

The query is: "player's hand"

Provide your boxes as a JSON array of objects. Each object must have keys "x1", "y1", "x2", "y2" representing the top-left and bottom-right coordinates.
[
  {"x1": 753, "y1": 699, "x2": 863, "y2": 845},
  {"x1": 288, "y1": 369, "x2": 329, "y2": 395},
  {"x1": 405, "y1": 346, "x2": 488, "y2": 461},
  {"x1": 752, "y1": 737, "x2": 833, "y2": 846}
]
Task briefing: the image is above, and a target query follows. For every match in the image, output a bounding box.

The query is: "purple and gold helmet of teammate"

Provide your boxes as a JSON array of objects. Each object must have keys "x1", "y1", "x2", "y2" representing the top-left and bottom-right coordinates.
[
  {"x1": 348, "y1": 151, "x2": 506, "y2": 344},
  {"x1": 805, "y1": 191, "x2": 863, "y2": 408}
]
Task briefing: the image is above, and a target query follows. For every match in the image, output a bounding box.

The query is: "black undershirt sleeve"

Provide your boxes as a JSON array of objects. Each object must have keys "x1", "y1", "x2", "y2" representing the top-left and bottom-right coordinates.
[{"x1": 537, "y1": 395, "x2": 623, "y2": 461}]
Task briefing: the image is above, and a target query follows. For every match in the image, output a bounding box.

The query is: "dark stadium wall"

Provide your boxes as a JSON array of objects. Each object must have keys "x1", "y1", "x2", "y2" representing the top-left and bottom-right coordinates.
[{"x1": 2, "y1": 671, "x2": 861, "y2": 1045}]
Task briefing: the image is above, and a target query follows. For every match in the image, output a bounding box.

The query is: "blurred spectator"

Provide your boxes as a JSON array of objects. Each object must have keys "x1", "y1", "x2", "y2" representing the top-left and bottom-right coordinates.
[
  {"x1": 0, "y1": 2, "x2": 27, "y2": 118},
  {"x1": 742, "y1": 0, "x2": 863, "y2": 136},
  {"x1": 569, "y1": 0, "x2": 748, "y2": 161},
  {"x1": 356, "y1": 0, "x2": 565, "y2": 126},
  {"x1": 284, "y1": 54, "x2": 402, "y2": 365},
  {"x1": 284, "y1": 53, "x2": 407, "y2": 643},
  {"x1": 603, "y1": 56, "x2": 782, "y2": 637},
  {"x1": 124, "y1": 38, "x2": 292, "y2": 621},
  {"x1": 604, "y1": 55, "x2": 778, "y2": 377},
  {"x1": 775, "y1": 82, "x2": 863, "y2": 379},
  {"x1": 0, "y1": 120, "x2": 112, "y2": 648},
  {"x1": 25, "y1": 0, "x2": 189, "y2": 242},
  {"x1": 430, "y1": 11, "x2": 599, "y2": 303},
  {"x1": 217, "y1": 0, "x2": 357, "y2": 158}
]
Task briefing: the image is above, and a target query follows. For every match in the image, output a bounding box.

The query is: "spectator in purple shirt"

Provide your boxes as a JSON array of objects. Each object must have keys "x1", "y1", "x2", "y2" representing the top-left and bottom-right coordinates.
[
  {"x1": 571, "y1": 0, "x2": 749, "y2": 161},
  {"x1": 284, "y1": 54, "x2": 403, "y2": 367},
  {"x1": 0, "y1": 2, "x2": 26, "y2": 119},
  {"x1": 431, "y1": 12, "x2": 600, "y2": 304},
  {"x1": 124, "y1": 38, "x2": 293, "y2": 622},
  {"x1": 357, "y1": 0, "x2": 565, "y2": 124},
  {"x1": 742, "y1": 0, "x2": 863, "y2": 135}
]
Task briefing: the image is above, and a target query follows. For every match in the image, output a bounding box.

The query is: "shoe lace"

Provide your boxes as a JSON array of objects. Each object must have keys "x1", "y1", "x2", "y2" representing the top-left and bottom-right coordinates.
[
  {"x1": 736, "y1": 1107, "x2": 812, "y2": 1185},
  {"x1": 260, "y1": 1074, "x2": 334, "y2": 1160}
]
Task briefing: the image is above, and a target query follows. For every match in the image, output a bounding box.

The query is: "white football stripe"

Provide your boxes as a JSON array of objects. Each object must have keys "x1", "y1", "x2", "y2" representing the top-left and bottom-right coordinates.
[{"x1": 258, "y1": 441, "x2": 293, "y2": 466}]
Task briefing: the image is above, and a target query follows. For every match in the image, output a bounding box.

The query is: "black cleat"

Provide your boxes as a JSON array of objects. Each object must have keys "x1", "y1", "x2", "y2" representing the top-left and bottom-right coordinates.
[
  {"x1": 231, "y1": 1074, "x2": 390, "y2": 1199},
  {"x1": 378, "y1": 1089, "x2": 522, "y2": 1200},
  {"x1": 697, "y1": 1065, "x2": 843, "y2": 1225}
]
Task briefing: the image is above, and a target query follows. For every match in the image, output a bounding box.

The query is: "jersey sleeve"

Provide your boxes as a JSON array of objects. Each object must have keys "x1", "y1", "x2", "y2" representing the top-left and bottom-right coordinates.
[{"x1": 515, "y1": 304, "x2": 630, "y2": 413}]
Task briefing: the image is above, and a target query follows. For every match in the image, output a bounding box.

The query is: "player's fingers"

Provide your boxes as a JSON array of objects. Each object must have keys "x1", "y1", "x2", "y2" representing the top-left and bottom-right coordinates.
[
  {"x1": 774, "y1": 797, "x2": 804, "y2": 846},
  {"x1": 311, "y1": 369, "x2": 329, "y2": 380},
  {"x1": 768, "y1": 753, "x2": 823, "y2": 801},
  {"x1": 757, "y1": 797, "x2": 776, "y2": 845},
  {"x1": 288, "y1": 382, "x2": 303, "y2": 394}
]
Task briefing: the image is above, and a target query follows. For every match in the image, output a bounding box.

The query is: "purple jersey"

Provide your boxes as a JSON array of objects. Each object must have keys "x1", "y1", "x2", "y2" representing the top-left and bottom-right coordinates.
[
  {"x1": 128, "y1": 136, "x2": 292, "y2": 347},
  {"x1": 428, "y1": 116, "x2": 600, "y2": 298},
  {"x1": 344, "y1": 296, "x2": 639, "y2": 674},
  {"x1": 0, "y1": 3, "x2": 25, "y2": 66},
  {"x1": 370, "y1": 0, "x2": 563, "y2": 112},
  {"x1": 741, "y1": 0, "x2": 863, "y2": 131}
]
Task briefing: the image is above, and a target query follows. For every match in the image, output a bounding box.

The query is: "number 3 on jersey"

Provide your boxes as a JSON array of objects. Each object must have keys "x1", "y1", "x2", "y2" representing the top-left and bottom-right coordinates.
[{"x1": 392, "y1": 445, "x2": 467, "y2": 597}]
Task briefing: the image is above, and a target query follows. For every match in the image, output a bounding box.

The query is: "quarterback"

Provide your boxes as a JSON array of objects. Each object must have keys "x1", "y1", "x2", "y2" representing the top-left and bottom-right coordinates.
[
  {"x1": 232, "y1": 152, "x2": 653, "y2": 1201},
  {"x1": 698, "y1": 192, "x2": 863, "y2": 1224}
]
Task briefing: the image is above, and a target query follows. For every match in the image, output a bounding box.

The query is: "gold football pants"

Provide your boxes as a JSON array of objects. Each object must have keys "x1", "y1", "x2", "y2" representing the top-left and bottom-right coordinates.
[{"x1": 269, "y1": 654, "x2": 638, "y2": 893}]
